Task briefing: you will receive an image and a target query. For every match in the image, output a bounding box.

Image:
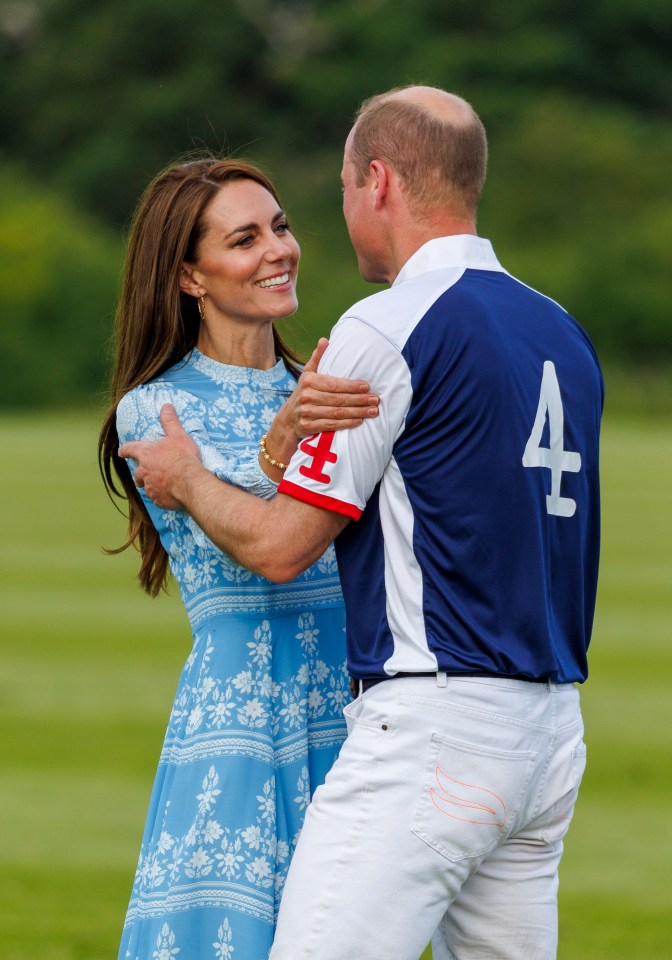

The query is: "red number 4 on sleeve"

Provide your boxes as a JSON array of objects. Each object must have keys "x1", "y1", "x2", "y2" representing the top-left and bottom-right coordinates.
[{"x1": 299, "y1": 432, "x2": 338, "y2": 484}]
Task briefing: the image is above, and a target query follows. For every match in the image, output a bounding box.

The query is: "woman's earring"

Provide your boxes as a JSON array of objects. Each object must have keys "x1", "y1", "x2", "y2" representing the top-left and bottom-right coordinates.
[{"x1": 197, "y1": 296, "x2": 206, "y2": 322}]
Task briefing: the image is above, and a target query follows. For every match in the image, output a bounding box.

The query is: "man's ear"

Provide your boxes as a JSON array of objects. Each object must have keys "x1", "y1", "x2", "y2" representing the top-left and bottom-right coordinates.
[
  {"x1": 179, "y1": 262, "x2": 203, "y2": 297},
  {"x1": 369, "y1": 159, "x2": 390, "y2": 210}
]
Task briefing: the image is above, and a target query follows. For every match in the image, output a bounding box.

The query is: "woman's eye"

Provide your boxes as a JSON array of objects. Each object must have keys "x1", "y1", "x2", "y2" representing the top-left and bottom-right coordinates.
[
  {"x1": 276, "y1": 221, "x2": 290, "y2": 233},
  {"x1": 235, "y1": 235, "x2": 254, "y2": 246}
]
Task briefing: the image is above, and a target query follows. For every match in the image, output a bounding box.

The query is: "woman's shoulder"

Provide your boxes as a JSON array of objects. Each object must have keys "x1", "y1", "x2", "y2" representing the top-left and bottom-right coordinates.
[{"x1": 116, "y1": 380, "x2": 192, "y2": 444}]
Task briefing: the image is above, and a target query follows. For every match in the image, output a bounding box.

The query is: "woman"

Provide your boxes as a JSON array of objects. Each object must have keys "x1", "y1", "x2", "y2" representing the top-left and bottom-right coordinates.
[{"x1": 98, "y1": 157, "x2": 377, "y2": 960}]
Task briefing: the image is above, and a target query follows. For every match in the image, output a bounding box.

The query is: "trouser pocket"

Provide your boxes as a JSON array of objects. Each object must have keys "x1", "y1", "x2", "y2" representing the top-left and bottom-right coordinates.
[{"x1": 412, "y1": 732, "x2": 536, "y2": 862}]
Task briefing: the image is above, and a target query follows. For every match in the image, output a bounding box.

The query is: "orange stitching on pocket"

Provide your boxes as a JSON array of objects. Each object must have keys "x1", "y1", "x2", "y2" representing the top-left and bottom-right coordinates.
[{"x1": 429, "y1": 765, "x2": 506, "y2": 826}]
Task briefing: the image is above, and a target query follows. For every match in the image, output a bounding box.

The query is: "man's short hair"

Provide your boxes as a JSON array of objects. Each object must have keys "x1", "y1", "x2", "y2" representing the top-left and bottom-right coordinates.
[{"x1": 350, "y1": 90, "x2": 488, "y2": 219}]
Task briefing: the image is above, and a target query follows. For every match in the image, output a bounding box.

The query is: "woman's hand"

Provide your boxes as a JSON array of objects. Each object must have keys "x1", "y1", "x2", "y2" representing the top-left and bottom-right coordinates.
[
  {"x1": 259, "y1": 338, "x2": 379, "y2": 479},
  {"x1": 288, "y1": 338, "x2": 379, "y2": 437}
]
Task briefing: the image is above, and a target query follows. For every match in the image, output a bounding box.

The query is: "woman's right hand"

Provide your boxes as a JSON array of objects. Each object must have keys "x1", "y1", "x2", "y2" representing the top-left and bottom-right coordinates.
[
  {"x1": 287, "y1": 338, "x2": 379, "y2": 438},
  {"x1": 259, "y1": 338, "x2": 379, "y2": 479}
]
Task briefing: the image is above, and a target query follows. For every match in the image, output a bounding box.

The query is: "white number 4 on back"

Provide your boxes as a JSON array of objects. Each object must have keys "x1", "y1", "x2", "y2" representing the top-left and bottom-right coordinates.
[{"x1": 522, "y1": 361, "x2": 581, "y2": 517}]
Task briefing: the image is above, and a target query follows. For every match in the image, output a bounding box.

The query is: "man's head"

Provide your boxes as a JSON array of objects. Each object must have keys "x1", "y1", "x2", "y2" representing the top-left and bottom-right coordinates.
[
  {"x1": 350, "y1": 86, "x2": 487, "y2": 220},
  {"x1": 341, "y1": 86, "x2": 487, "y2": 282}
]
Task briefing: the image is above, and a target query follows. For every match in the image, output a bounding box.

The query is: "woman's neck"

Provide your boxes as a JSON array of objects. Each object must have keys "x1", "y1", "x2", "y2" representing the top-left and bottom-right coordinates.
[{"x1": 197, "y1": 320, "x2": 277, "y2": 370}]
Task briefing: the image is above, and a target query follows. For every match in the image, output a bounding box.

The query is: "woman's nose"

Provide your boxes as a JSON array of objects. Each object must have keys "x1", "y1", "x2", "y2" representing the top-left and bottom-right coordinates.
[{"x1": 266, "y1": 233, "x2": 293, "y2": 260}]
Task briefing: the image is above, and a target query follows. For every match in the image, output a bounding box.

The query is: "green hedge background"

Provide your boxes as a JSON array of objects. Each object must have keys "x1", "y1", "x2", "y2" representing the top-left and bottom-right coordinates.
[{"x1": 1, "y1": 0, "x2": 671, "y2": 409}]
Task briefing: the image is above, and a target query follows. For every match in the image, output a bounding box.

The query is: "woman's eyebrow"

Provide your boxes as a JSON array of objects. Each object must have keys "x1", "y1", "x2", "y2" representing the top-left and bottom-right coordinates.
[
  {"x1": 224, "y1": 221, "x2": 258, "y2": 239},
  {"x1": 224, "y1": 211, "x2": 285, "y2": 240}
]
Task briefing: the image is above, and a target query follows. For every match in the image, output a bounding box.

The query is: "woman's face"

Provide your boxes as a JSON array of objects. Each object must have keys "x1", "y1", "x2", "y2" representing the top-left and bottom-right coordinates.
[{"x1": 183, "y1": 178, "x2": 301, "y2": 327}]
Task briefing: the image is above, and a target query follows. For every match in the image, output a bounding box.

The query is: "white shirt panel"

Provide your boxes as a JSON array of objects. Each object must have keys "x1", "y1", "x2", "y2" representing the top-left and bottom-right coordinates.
[
  {"x1": 282, "y1": 317, "x2": 413, "y2": 515},
  {"x1": 379, "y1": 456, "x2": 439, "y2": 675}
]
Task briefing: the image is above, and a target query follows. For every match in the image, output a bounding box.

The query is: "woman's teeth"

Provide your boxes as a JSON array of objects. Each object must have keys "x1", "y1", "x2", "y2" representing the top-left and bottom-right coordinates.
[{"x1": 256, "y1": 273, "x2": 289, "y2": 288}]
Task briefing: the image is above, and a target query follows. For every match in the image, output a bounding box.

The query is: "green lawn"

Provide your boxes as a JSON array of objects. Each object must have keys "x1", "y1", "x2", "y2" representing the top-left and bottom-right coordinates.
[{"x1": 0, "y1": 412, "x2": 670, "y2": 959}]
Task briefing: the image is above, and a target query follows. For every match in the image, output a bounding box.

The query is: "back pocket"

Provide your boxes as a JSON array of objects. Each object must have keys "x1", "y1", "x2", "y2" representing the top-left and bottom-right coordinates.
[{"x1": 412, "y1": 733, "x2": 536, "y2": 862}]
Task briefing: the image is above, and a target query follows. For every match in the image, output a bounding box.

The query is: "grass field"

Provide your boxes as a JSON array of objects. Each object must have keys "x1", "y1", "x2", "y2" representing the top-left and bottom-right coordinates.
[{"x1": 1, "y1": 411, "x2": 670, "y2": 959}]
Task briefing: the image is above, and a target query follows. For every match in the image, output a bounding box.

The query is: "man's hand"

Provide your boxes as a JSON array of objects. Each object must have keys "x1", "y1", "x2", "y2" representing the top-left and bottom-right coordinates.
[{"x1": 118, "y1": 404, "x2": 202, "y2": 510}]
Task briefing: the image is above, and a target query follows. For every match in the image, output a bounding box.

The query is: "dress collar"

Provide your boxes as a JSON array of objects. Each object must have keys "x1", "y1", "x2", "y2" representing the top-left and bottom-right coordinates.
[{"x1": 189, "y1": 348, "x2": 289, "y2": 386}]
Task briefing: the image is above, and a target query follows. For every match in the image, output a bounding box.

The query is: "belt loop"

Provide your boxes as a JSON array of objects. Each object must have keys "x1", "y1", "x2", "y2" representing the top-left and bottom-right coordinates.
[{"x1": 436, "y1": 671, "x2": 447, "y2": 688}]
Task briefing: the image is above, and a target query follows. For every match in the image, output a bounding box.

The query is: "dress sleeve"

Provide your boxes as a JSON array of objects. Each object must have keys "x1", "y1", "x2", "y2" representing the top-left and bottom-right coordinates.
[
  {"x1": 116, "y1": 382, "x2": 278, "y2": 552},
  {"x1": 216, "y1": 449, "x2": 279, "y2": 500},
  {"x1": 117, "y1": 383, "x2": 278, "y2": 495}
]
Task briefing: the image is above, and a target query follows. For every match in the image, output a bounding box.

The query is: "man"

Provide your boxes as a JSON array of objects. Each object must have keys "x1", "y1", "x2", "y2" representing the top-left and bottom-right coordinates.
[{"x1": 121, "y1": 86, "x2": 603, "y2": 959}]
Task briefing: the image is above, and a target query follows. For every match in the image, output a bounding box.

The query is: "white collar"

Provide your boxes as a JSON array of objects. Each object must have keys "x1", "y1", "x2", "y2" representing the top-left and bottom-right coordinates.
[{"x1": 393, "y1": 235, "x2": 505, "y2": 287}]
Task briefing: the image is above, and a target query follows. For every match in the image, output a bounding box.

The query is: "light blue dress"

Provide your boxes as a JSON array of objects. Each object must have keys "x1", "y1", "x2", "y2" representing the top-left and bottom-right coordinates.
[{"x1": 116, "y1": 349, "x2": 348, "y2": 960}]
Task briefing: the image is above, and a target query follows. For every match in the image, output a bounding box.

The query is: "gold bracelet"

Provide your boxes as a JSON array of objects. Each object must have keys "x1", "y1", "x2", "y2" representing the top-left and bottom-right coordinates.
[{"x1": 259, "y1": 433, "x2": 288, "y2": 471}]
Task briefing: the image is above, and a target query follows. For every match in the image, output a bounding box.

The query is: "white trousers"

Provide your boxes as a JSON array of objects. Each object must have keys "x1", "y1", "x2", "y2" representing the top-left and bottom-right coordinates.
[{"x1": 270, "y1": 675, "x2": 586, "y2": 960}]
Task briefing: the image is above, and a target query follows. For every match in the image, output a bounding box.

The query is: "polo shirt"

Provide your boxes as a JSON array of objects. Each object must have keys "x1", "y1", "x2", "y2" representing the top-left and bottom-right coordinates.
[{"x1": 279, "y1": 235, "x2": 603, "y2": 683}]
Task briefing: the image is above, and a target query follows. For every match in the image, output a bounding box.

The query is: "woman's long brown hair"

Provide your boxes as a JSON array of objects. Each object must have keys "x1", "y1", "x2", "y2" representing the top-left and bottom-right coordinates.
[{"x1": 98, "y1": 157, "x2": 303, "y2": 596}]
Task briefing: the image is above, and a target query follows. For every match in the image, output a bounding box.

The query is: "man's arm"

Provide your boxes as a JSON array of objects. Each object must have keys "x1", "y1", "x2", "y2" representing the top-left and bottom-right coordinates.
[{"x1": 119, "y1": 404, "x2": 350, "y2": 582}]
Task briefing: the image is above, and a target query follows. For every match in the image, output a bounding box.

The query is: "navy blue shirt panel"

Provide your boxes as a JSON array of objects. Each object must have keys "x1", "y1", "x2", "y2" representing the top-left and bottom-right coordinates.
[{"x1": 393, "y1": 270, "x2": 602, "y2": 683}]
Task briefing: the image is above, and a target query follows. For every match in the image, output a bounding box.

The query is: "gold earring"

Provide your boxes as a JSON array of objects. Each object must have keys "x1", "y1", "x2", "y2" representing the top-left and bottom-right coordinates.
[{"x1": 197, "y1": 296, "x2": 206, "y2": 321}]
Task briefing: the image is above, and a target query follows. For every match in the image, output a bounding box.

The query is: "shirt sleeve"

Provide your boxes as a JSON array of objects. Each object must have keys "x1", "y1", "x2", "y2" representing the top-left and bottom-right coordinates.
[{"x1": 278, "y1": 316, "x2": 413, "y2": 518}]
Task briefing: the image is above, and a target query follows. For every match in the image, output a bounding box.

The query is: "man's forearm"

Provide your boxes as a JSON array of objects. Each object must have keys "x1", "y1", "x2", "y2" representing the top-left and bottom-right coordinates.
[
  {"x1": 174, "y1": 459, "x2": 346, "y2": 582},
  {"x1": 174, "y1": 459, "x2": 288, "y2": 577}
]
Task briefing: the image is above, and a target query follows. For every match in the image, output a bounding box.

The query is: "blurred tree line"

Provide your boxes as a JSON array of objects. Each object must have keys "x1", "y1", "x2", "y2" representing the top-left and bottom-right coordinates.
[{"x1": 1, "y1": 0, "x2": 670, "y2": 408}]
